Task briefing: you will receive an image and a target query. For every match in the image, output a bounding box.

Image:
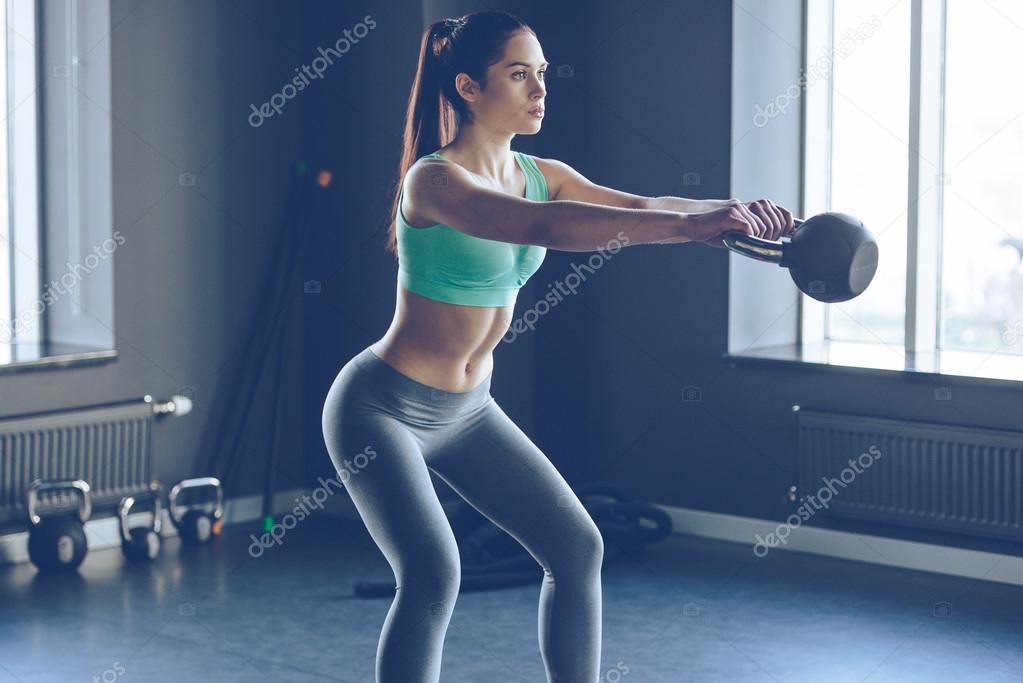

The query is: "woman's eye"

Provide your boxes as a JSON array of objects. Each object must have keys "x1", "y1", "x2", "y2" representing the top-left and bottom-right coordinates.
[{"x1": 515, "y1": 71, "x2": 546, "y2": 79}]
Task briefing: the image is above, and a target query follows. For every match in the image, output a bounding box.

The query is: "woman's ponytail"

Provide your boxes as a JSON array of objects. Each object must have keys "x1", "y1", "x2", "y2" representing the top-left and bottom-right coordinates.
[{"x1": 383, "y1": 11, "x2": 534, "y2": 257}]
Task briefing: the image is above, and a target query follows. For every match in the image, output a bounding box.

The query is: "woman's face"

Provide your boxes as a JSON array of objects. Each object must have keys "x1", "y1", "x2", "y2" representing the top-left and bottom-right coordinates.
[{"x1": 458, "y1": 31, "x2": 547, "y2": 133}]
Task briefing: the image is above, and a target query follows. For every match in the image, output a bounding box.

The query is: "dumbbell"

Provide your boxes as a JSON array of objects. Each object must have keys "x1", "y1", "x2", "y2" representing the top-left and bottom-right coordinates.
[
  {"x1": 118, "y1": 481, "x2": 164, "y2": 562},
  {"x1": 169, "y1": 477, "x2": 223, "y2": 544},
  {"x1": 26, "y1": 479, "x2": 92, "y2": 572},
  {"x1": 722, "y1": 211, "x2": 879, "y2": 302}
]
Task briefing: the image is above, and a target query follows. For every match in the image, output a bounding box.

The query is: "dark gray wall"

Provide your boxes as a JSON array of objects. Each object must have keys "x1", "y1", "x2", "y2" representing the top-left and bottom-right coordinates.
[{"x1": 1, "y1": 0, "x2": 306, "y2": 509}]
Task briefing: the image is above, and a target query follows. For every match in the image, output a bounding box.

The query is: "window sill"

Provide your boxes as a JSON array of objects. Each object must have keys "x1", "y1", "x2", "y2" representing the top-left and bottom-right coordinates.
[
  {"x1": 0, "y1": 341, "x2": 118, "y2": 375},
  {"x1": 724, "y1": 340, "x2": 1023, "y2": 387}
]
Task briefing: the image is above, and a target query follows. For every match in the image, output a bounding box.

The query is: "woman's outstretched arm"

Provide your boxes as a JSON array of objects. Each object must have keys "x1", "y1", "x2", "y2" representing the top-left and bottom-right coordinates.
[
  {"x1": 534, "y1": 200, "x2": 693, "y2": 251},
  {"x1": 532, "y1": 156, "x2": 781, "y2": 247},
  {"x1": 640, "y1": 195, "x2": 731, "y2": 214}
]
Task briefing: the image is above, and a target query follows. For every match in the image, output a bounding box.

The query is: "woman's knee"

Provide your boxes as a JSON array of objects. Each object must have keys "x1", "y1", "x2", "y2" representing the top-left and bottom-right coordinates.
[
  {"x1": 397, "y1": 546, "x2": 462, "y2": 598},
  {"x1": 548, "y1": 515, "x2": 604, "y2": 577},
  {"x1": 577, "y1": 517, "x2": 605, "y2": 567}
]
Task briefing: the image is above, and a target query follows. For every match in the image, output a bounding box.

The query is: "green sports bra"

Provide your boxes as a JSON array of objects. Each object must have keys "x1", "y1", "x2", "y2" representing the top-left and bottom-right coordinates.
[{"x1": 396, "y1": 150, "x2": 548, "y2": 308}]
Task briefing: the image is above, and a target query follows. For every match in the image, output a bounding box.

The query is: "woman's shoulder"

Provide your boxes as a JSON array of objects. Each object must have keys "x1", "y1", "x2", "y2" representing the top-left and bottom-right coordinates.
[
  {"x1": 525, "y1": 154, "x2": 565, "y2": 175},
  {"x1": 520, "y1": 154, "x2": 563, "y2": 201}
]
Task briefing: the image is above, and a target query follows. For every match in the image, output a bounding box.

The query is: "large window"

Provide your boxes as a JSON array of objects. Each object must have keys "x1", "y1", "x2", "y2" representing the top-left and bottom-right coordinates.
[
  {"x1": 825, "y1": 0, "x2": 909, "y2": 347},
  {"x1": 802, "y1": 0, "x2": 1022, "y2": 377},
  {"x1": 940, "y1": 0, "x2": 1023, "y2": 355},
  {"x1": 0, "y1": 0, "x2": 115, "y2": 371},
  {"x1": 0, "y1": 5, "x2": 9, "y2": 341},
  {"x1": 0, "y1": 0, "x2": 43, "y2": 358}
]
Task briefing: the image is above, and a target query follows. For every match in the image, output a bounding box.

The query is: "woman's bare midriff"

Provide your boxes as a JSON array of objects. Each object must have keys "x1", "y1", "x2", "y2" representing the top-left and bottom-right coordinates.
[
  {"x1": 369, "y1": 285, "x2": 514, "y2": 393},
  {"x1": 370, "y1": 146, "x2": 530, "y2": 393}
]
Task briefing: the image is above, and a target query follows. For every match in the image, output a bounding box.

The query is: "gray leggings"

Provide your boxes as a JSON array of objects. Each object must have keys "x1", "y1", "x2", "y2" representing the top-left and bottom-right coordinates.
[{"x1": 321, "y1": 346, "x2": 603, "y2": 683}]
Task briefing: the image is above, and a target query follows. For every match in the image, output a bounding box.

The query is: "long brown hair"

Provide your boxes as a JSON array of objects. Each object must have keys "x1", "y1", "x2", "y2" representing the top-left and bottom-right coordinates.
[{"x1": 385, "y1": 11, "x2": 535, "y2": 257}]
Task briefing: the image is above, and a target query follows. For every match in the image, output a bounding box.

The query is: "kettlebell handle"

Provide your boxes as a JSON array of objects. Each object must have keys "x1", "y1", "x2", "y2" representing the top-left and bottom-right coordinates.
[
  {"x1": 169, "y1": 477, "x2": 223, "y2": 524},
  {"x1": 26, "y1": 479, "x2": 92, "y2": 526},
  {"x1": 721, "y1": 217, "x2": 805, "y2": 264},
  {"x1": 119, "y1": 481, "x2": 165, "y2": 542}
]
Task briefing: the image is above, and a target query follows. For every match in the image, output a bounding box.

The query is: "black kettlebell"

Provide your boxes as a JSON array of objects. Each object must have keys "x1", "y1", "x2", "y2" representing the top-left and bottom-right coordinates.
[
  {"x1": 723, "y1": 212, "x2": 879, "y2": 303},
  {"x1": 169, "y1": 477, "x2": 223, "y2": 545},
  {"x1": 26, "y1": 479, "x2": 92, "y2": 573},
  {"x1": 119, "y1": 481, "x2": 165, "y2": 562}
]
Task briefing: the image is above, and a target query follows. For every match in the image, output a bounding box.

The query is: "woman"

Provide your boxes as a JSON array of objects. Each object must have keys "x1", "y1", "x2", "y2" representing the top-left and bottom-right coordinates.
[{"x1": 322, "y1": 11, "x2": 793, "y2": 683}]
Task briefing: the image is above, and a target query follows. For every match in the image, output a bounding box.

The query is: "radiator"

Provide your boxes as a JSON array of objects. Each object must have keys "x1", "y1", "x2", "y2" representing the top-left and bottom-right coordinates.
[
  {"x1": 795, "y1": 407, "x2": 1023, "y2": 542},
  {"x1": 0, "y1": 398, "x2": 155, "y2": 527}
]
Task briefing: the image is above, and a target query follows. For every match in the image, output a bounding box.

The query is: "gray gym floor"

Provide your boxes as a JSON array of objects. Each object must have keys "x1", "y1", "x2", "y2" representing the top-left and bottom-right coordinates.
[{"x1": 1, "y1": 515, "x2": 1021, "y2": 682}]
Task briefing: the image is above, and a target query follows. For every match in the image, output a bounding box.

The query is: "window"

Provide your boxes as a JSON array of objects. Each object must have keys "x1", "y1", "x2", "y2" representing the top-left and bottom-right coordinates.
[
  {"x1": 728, "y1": 0, "x2": 1022, "y2": 383},
  {"x1": 823, "y1": 0, "x2": 910, "y2": 347},
  {"x1": 0, "y1": 6, "x2": 9, "y2": 342},
  {"x1": 1, "y1": 0, "x2": 43, "y2": 355},
  {"x1": 1, "y1": 0, "x2": 116, "y2": 372},
  {"x1": 801, "y1": 0, "x2": 1022, "y2": 380},
  {"x1": 939, "y1": 0, "x2": 1023, "y2": 355}
]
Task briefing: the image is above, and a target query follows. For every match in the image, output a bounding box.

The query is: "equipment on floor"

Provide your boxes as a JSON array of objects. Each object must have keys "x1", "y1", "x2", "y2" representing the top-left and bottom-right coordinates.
[
  {"x1": 26, "y1": 478, "x2": 92, "y2": 573},
  {"x1": 118, "y1": 481, "x2": 165, "y2": 562},
  {"x1": 722, "y1": 211, "x2": 878, "y2": 303},
  {"x1": 169, "y1": 477, "x2": 223, "y2": 545},
  {"x1": 352, "y1": 481, "x2": 673, "y2": 597}
]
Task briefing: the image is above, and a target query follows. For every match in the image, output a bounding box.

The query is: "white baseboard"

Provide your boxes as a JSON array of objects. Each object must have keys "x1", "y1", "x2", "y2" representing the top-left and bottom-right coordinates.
[
  {"x1": 658, "y1": 503, "x2": 1023, "y2": 587},
  {"x1": 0, "y1": 488, "x2": 306, "y2": 567}
]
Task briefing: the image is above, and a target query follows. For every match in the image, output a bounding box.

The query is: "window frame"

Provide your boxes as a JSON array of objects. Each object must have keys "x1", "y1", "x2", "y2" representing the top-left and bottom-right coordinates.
[
  {"x1": 0, "y1": 0, "x2": 117, "y2": 373},
  {"x1": 5, "y1": 0, "x2": 43, "y2": 348},
  {"x1": 727, "y1": 0, "x2": 1022, "y2": 384},
  {"x1": 801, "y1": 0, "x2": 947, "y2": 356}
]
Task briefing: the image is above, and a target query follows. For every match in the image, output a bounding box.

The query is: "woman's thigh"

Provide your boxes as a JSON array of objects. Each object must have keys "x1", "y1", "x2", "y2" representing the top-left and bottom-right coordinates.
[
  {"x1": 322, "y1": 399, "x2": 459, "y2": 581},
  {"x1": 426, "y1": 401, "x2": 602, "y2": 572}
]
